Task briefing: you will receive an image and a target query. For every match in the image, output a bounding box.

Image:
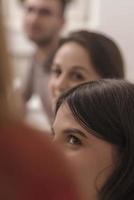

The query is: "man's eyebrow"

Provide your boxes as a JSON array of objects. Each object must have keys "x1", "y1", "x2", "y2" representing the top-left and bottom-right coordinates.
[{"x1": 24, "y1": 5, "x2": 52, "y2": 12}]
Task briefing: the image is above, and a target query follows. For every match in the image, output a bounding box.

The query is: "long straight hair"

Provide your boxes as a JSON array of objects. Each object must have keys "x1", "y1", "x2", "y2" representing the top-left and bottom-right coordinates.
[{"x1": 55, "y1": 79, "x2": 134, "y2": 200}]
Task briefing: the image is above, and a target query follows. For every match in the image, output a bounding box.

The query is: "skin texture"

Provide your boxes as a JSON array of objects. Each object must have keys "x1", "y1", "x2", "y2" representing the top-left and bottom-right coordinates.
[
  {"x1": 23, "y1": 0, "x2": 64, "y2": 46},
  {"x1": 53, "y1": 104, "x2": 116, "y2": 200},
  {"x1": 49, "y1": 42, "x2": 100, "y2": 106}
]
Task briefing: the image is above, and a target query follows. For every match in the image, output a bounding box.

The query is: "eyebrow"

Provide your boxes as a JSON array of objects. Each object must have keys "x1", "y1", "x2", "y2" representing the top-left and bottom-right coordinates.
[
  {"x1": 51, "y1": 63, "x2": 60, "y2": 68},
  {"x1": 52, "y1": 63, "x2": 88, "y2": 72},
  {"x1": 52, "y1": 127, "x2": 88, "y2": 138},
  {"x1": 25, "y1": 5, "x2": 53, "y2": 13},
  {"x1": 71, "y1": 66, "x2": 88, "y2": 71}
]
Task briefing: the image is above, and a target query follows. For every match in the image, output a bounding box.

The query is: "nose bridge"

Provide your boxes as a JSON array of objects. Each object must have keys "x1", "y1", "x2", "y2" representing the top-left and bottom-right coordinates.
[
  {"x1": 55, "y1": 73, "x2": 68, "y2": 90},
  {"x1": 28, "y1": 8, "x2": 40, "y2": 21},
  {"x1": 53, "y1": 136, "x2": 65, "y2": 153},
  {"x1": 53, "y1": 134, "x2": 58, "y2": 144},
  {"x1": 32, "y1": 10, "x2": 40, "y2": 21},
  {"x1": 52, "y1": 134, "x2": 61, "y2": 147}
]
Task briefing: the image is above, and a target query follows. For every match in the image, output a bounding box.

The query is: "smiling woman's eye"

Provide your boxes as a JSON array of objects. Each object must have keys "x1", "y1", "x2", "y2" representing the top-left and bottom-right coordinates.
[
  {"x1": 71, "y1": 72, "x2": 85, "y2": 81},
  {"x1": 51, "y1": 67, "x2": 61, "y2": 77},
  {"x1": 25, "y1": 6, "x2": 35, "y2": 13},
  {"x1": 67, "y1": 135, "x2": 82, "y2": 145}
]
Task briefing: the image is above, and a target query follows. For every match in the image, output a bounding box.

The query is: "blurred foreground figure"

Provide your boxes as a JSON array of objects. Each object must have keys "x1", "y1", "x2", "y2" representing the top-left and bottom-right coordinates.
[
  {"x1": 0, "y1": 7, "x2": 82, "y2": 200},
  {"x1": 0, "y1": 124, "x2": 81, "y2": 200}
]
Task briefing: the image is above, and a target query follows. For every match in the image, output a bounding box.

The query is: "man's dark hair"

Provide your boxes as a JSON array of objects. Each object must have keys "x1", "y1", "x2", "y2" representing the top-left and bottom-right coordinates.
[
  {"x1": 19, "y1": 0, "x2": 72, "y2": 15},
  {"x1": 59, "y1": 0, "x2": 72, "y2": 14}
]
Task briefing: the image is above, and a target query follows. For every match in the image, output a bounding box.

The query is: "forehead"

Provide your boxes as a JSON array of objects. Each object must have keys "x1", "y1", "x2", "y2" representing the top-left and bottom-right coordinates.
[
  {"x1": 53, "y1": 104, "x2": 97, "y2": 141},
  {"x1": 25, "y1": 0, "x2": 62, "y2": 13},
  {"x1": 55, "y1": 42, "x2": 88, "y2": 58},
  {"x1": 53, "y1": 41, "x2": 92, "y2": 68},
  {"x1": 53, "y1": 104, "x2": 80, "y2": 130}
]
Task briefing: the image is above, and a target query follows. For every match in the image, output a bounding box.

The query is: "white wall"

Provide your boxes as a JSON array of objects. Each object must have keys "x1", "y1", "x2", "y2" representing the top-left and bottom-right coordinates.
[{"x1": 96, "y1": 0, "x2": 134, "y2": 81}]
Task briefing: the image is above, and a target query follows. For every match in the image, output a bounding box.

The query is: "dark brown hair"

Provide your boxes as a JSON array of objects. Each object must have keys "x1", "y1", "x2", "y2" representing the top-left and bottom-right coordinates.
[
  {"x1": 55, "y1": 79, "x2": 134, "y2": 199},
  {"x1": 59, "y1": 30, "x2": 125, "y2": 78},
  {"x1": 19, "y1": 0, "x2": 72, "y2": 15}
]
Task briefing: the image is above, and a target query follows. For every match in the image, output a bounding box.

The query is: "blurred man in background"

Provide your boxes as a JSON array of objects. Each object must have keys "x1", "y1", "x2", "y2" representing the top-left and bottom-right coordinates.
[{"x1": 21, "y1": 0, "x2": 72, "y2": 127}]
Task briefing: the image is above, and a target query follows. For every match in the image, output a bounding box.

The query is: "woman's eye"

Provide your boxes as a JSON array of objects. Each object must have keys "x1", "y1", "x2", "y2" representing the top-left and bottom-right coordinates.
[
  {"x1": 71, "y1": 73, "x2": 85, "y2": 81},
  {"x1": 51, "y1": 68, "x2": 61, "y2": 77},
  {"x1": 67, "y1": 135, "x2": 82, "y2": 145}
]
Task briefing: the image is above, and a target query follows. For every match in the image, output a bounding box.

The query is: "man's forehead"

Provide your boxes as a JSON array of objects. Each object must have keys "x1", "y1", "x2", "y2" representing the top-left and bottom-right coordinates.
[
  {"x1": 25, "y1": 0, "x2": 62, "y2": 14},
  {"x1": 25, "y1": 0, "x2": 61, "y2": 8}
]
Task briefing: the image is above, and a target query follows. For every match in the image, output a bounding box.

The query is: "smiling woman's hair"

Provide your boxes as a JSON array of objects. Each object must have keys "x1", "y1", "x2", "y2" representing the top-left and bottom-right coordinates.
[
  {"x1": 55, "y1": 79, "x2": 134, "y2": 199},
  {"x1": 58, "y1": 30, "x2": 125, "y2": 78}
]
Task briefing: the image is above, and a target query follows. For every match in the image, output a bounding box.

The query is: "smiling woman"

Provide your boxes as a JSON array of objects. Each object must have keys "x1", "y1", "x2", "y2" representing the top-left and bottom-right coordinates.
[
  {"x1": 49, "y1": 30, "x2": 124, "y2": 111},
  {"x1": 53, "y1": 79, "x2": 134, "y2": 200}
]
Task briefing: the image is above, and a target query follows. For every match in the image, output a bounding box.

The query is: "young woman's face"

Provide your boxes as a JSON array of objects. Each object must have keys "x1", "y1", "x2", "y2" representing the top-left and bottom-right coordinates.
[
  {"x1": 49, "y1": 42, "x2": 100, "y2": 106},
  {"x1": 53, "y1": 104, "x2": 117, "y2": 200}
]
